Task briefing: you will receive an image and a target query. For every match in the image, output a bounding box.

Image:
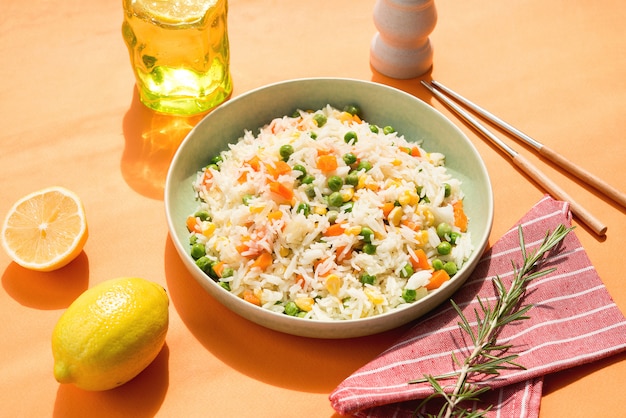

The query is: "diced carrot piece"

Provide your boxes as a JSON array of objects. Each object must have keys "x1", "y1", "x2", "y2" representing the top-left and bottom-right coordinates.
[
  {"x1": 269, "y1": 181, "x2": 294, "y2": 201},
  {"x1": 382, "y1": 201, "x2": 395, "y2": 218},
  {"x1": 335, "y1": 245, "x2": 352, "y2": 262},
  {"x1": 323, "y1": 223, "x2": 346, "y2": 237},
  {"x1": 186, "y1": 216, "x2": 199, "y2": 233},
  {"x1": 246, "y1": 155, "x2": 261, "y2": 171},
  {"x1": 212, "y1": 261, "x2": 226, "y2": 278},
  {"x1": 410, "y1": 146, "x2": 421, "y2": 157},
  {"x1": 453, "y1": 200, "x2": 468, "y2": 232},
  {"x1": 317, "y1": 154, "x2": 338, "y2": 172},
  {"x1": 266, "y1": 160, "x2": 292, "y2": 178},
  {"x1": 237, "y1": 171, "x2": 248, "y2": 183},
  {"x1": 243, "y1": 290, "x2": 261, "y2": 306},
  {"x1": 410, "y1": 248, "x2": 431, "y2": 271},
  {"x1": 425, "y1": 269, "x2": 450, "y2": 291},
  {"x1": 401, "y1": 219, "x2": 421, "y2": 231},
  {"x1": 251, "y1": 251, "x2": 273, "y2": 271}
]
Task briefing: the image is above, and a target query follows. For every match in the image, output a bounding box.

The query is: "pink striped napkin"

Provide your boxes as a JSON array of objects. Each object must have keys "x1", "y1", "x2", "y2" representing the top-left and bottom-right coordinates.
[{"x1": 330, "y1": 195, "x2": 626, "y2": 417}]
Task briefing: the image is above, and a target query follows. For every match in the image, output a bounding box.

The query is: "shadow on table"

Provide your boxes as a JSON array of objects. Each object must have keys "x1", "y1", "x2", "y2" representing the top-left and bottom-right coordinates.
[
  {"x1": 1, "y1": 252, "x2": 89, "y2": 310},
  {"x1": 52, "y1": 344, "x2": 170, "y2": 418},
  {"x1": 120, "y1": 89, "x2": 206, "y2": 201},
  {"x1": 163, "y1": 235, "x2": 413, "y2": 394}
]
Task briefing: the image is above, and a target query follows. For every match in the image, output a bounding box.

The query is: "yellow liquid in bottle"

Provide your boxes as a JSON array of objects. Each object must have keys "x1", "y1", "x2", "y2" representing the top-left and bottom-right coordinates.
[{"x1": 122, "y1": 0, "x2": 232, "y2": 115}]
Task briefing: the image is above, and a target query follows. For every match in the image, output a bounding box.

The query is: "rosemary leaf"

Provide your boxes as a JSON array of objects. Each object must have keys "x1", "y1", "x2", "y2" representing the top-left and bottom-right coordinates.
[{"x1": 410, "y1": 224, "x2": 573, "y2": 417}]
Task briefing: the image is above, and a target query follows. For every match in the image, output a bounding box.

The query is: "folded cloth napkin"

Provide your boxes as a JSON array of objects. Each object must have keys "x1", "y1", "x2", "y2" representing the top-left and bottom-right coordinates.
[{"x1": 330, "y1": 195, "x2": 626, "y2": 417}]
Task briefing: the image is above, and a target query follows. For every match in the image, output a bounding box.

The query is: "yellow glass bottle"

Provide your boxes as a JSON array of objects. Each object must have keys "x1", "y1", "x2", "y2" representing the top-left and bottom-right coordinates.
[{"x1": 122, "y1": 0, "x2": 232, "y2": 115}]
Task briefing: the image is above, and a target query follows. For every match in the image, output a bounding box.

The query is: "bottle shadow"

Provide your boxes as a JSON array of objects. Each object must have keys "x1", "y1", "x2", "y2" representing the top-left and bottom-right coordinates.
[{"x1": 120, "y1": 89, "x2": 206, "y2": 201}]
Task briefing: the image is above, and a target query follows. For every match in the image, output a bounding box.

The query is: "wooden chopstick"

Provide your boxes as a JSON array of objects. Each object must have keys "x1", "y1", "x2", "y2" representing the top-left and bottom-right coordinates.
[
  {"x1": 430, "y1": 80, "x2": 626, "y2": 210},
  {"x1": 421, "y1": 81, "x2": 607, "y2": 236}
]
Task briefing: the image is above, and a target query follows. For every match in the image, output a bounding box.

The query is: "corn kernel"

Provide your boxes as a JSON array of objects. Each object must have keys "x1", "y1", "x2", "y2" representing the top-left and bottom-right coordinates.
[
  {"x1": 392, "y1": 159, "x2": 402, "y2": 166},
  {"x1": 313, "y1": 205, "x2": 327, "y2": 215},
  {"x1": 398, "y1": 191, "x2": 411, "y2": 206},
  {"x1": 339, "y1": 111, "x2": 353, "y2": 124},
  {"x1": 415, "y1": 230, "x2": 429, "y2": 246},
  {"x1": 250, "y1": 205, "x2": 265, "y2": 214},
  {"x1": 345, "y1": 225, "x2": 362, "y2": 235},
  {"x1": 357, "y1": 174, "x2": 366, "y2": 190},
  {"x1": 202, "y1": 222, "x2": 216, "y2": 237},
  {"x1": 279, "y1": 246, "x2": 290, "y2": 257},
  {"x1": 365, "y1": 288, "x2": 385, "y2": 305},
  {"x1": 388, "y1": 206, "x2": 403, "y2": 226},
  {"x1": 421, "y1": 207, "x2": 435, "y2": 227},
  {"x1": 295, "y1": 297, "x2": 314, "y2": 312},
  {"x1": 340, "y1": 188, "x2": 354, "y2": 202},
  {"x1": 325, "y1": 274, "x2": 342, "y2": 295}
]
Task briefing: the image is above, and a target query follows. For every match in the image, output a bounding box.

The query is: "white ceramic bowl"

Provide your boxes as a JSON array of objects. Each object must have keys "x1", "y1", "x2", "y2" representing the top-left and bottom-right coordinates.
[{"x1": 165, "y1": 78, "x2": 493, "y2": 339}]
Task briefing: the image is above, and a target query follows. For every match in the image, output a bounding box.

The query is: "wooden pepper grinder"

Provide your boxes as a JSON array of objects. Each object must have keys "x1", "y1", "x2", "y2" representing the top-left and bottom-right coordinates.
[{"x1": 370, "y1": 0, "x2": 437, "y2": 79}]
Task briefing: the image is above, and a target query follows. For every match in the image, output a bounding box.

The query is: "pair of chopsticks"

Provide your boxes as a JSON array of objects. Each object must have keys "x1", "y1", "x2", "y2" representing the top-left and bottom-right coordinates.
[{"x1": 421, "y1": 80, "x2": 626, "y2": 236}]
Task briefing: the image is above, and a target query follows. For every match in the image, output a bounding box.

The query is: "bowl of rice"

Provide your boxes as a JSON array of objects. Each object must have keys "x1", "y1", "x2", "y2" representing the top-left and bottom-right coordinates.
[{"x1": 165, "y1": 78, "x2": 493, "y2": 339}]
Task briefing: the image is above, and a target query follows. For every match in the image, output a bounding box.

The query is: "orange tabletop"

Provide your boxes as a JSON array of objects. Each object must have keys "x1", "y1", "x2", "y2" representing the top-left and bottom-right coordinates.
[{"x1": 1, "y1": 1, "x2": 625, "y2": 416}]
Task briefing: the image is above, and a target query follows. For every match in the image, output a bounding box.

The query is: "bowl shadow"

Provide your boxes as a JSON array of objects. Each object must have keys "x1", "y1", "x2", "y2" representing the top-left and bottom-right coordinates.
[{"x1": 163, "y1": 235, "x2": 413, "y2": 394}]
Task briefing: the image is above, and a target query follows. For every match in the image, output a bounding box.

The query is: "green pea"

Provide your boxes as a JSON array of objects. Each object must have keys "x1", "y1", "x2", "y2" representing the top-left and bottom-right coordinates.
[
  {"x1": 369, "y1": 125, "x2": 379, "y2": 134},
  {"x1": 305, "y1": 185, "x2": 316, "y2": 199},
  {"x1": 301, "y1": 174, "x2": 315, "y2": 184},
  {"x1": 357, "y1": 160, "x2": 372, "y2": 172},
  {"x1": 383, "y1": 126, "x2": 396, "y2": 135},
  {"x1": 284, "y1": 301, "x2": 299, "y2": 316},
  {"x1": 190, "y1": 243, "x2": 206, "y2": 260},
  {"x1": 402, "y1": 288, "x2": 417, "y2": 302},
  {"x1": 344, "y1": 131, "x2": 358, "y2": 144},
  {"x1": 437, "y1": 241, "x2": 452, "y2": 255},
  {"x1": 221, "y1": 267, "x2": 234, "y2": 278},
  {"x1": 444, "y1": 183, "x2": 452, "y2": 197},
  {"x1": 432, "y1": 259, "x2": 445, "y2": 270},
  {"x1": 360, "y1": 226, "x2": 374, "y2": 243},
  {"x1": 343, "y1": 105, "x2": 360, "y2": 116},
  {"x1": 279, "y1": 144, "x2": 294, "y2": 161},
  {"x1": 189, "y1": 235, "x2": 198, "y2": 245},
  {"x1": 296, "y1": 202, "x2": 311, "y2": 216},
  {"x1": 195, "y1": 256, "x2": 213, "y2": 273},
  {"x1": 210, "y1": 155, "x2": 223, "y2": 165},
  {"x1": 363, "y1": 243, "x2": 377, "y2": 255},
  {"x1": 400, "y1": 263, "x2": 414, "y2": 278},
  {"x1": 343, "y1": 201, "x2": 354, "y2": 213},
  {"x1": 205, "y1": 163, "x2": 219, "y2": 171},
  {"x1": 328, "y1": 175, "x2": 343, "y2": 192},
  {"x1": 328, "y1": 192, "x2": 344, "y2": 207},
  {"x1": 443, "y1": 261, "x2": 458, "y2": 276},
  {"x1": 436, "y1": 222, "x2": 452, "y2": 239},
  {"x1": 360, "y1": 274, "x2": 376, "y2": 285},
  {"x1": 449, "y1": 231, "x2": 461, "y2": 245},
  {"x1": 194, "y1": 210, "x2": 211, "y2": 221},
  {"x1": 242, "y1": 194, "x2": 254, "y2": 205},
  {"x1": 313, "y1": 113, "x2": 327, "y2": 127},
  {"x1": 310, "y1": 132, "x2": 318, "y2": 140},
  {"x1": 219, "y1": 281, "x2": 231, "y2": 291},
  {"x1": 343, "y1": 152, "x2": 357, "y2": 165},
  {"x1": 327, "y1": 210, "x2": 339, "y2": 224},
  {"x1": 292, "y1": 164, "x2": 307, "y2": 179},
  {"x1": 345, "y1": 171, "x2": 359, "y2": 186}
]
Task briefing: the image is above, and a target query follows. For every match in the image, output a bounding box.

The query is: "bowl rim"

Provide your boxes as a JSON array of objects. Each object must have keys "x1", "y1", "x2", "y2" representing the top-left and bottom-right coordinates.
[{"x1": 165, "y1": 77, "x2": 494, "y2": 338}]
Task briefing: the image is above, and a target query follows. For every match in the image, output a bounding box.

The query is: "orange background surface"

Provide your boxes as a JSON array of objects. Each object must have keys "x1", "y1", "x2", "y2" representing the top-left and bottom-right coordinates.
[{"x1": 1, "y1": 1, "x2": 625, "y2": 416}]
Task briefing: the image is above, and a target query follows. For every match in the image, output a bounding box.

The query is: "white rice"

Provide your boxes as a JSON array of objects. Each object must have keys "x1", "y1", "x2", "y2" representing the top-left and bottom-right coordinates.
[{"x1": 187, "y1": 105, "x2": 473, "y2": 320}]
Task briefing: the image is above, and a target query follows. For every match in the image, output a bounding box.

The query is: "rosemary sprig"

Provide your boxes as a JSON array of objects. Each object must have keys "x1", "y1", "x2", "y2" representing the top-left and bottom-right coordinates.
[{"x1": 410, "y1": 224, "x2": 573, "y2": 418}]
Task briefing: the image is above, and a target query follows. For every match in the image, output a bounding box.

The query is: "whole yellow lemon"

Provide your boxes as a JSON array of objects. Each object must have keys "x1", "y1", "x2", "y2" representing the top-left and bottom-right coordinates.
[{"x1": 51, "y1": 277, "x2": 169, "y2": 391}]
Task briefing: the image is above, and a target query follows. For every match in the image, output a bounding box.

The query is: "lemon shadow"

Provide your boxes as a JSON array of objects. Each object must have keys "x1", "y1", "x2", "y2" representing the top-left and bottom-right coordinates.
[
  {"x1": 121, "y1": 88, "x2": 206, "y2": 201},
  {"x1": 1, "y1": 252, "x2": 89, "y2": 310},
  {"x1": 163, "y1": 235, "x2": 412, "y2": 394},
  {"x1": 52, "y1": 343, "x2": 169, "y2": 418}
]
